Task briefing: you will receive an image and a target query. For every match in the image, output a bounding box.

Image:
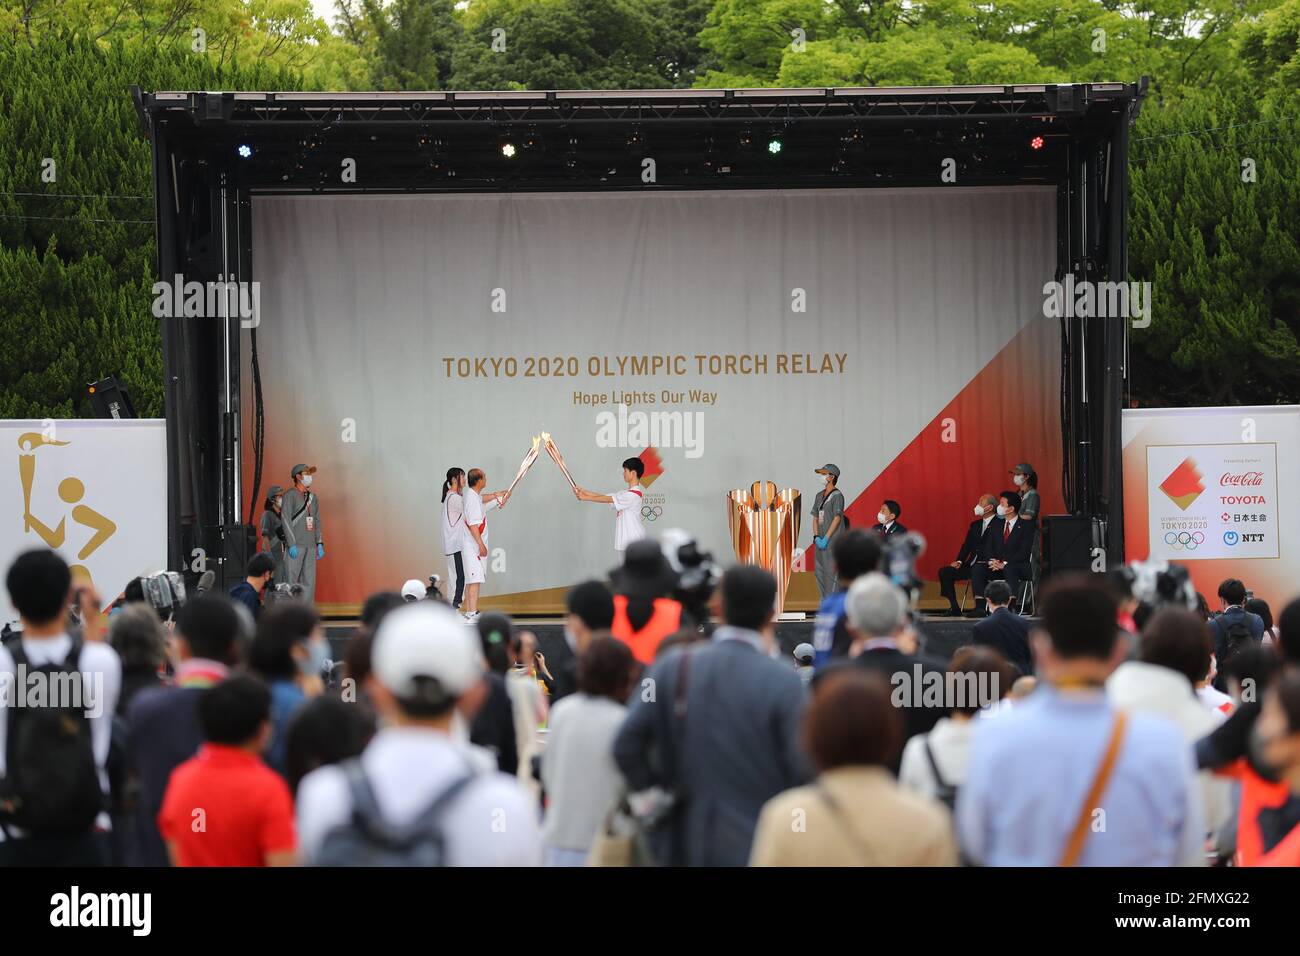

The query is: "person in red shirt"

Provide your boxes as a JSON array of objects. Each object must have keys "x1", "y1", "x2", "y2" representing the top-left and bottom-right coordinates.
[{"x1": 158, "y1": 675, "x2": 297, "y2": 867}]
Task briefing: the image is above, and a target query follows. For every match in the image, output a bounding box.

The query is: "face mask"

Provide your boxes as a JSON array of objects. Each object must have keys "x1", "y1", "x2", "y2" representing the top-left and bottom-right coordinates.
[
  {"x1": 974, "y1": 505, "x2": 985, "y2": 517},
  {"x1": 997, "y1": 505, "x2": 1012, "y2": 517},
  {"x1": 274, "y1": 497, "x2": 282, "y2": 508},
  {"x1": 1013, "y1": 475, "x2": 1025, "y2": 487},
  {"x1": 877, "y1": 512, "x2": 889, "y2": 524},
  {"x1": 302, "y1": 474, "x2": 313, "y2": 488}
]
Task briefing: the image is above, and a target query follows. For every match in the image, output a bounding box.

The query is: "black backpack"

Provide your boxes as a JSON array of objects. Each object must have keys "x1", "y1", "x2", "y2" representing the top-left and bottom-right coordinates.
[
  {"x1": 314, "y1": 759, "x2": 476, "y2": 866},
  {"x1": 1221, "y1": 618, "x2": 1255, "y2": 664},
  {"x1": 1, "y1": 637, "x2": 104, "y2": 834}
]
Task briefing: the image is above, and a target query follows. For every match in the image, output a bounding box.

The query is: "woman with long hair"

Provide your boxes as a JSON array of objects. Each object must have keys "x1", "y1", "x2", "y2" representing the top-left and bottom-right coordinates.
[{"x1": 441, "y1": 467, "x2": 467, "y2": 610}]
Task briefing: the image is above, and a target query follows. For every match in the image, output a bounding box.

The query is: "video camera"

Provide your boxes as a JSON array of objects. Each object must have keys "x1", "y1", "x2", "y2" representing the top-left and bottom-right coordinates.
[
  {"x1": 1122, "y1": 559, "x2": 1197, "y2": 613},
  {"x1": 881, "y1": 531, "x2": 926, "y2": 602},
  {"x1": 138, "y1": 571, "x2": 186, "y2": 618},
  {"x1": 266, "y1": 582, "x2": 307, "y2": 605},
  {"x1": 660, "y1": 528, "x2": 722, "y2": 630}
]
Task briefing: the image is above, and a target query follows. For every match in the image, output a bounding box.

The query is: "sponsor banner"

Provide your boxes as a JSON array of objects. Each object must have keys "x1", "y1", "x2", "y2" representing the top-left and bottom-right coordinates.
[
  {"x1": 1, "y1": 419, "x2": 167, "y2": 624},
  {"x1": 1124, "y1": 407, "x2": 1300, "y2": 610},
  {"x1": 1146, "y1": 443, "x2": 1278, "y2": 560}
]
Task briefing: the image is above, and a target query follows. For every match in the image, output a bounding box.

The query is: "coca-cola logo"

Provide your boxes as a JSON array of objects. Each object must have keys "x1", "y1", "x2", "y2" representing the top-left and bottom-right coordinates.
[{"x1": 1220, "y1": 472, "x2": 1264, "y2": 487}]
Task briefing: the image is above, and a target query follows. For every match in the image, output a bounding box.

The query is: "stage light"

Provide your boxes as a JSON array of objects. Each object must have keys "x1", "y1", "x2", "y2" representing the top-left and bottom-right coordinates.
[
  {"x1": 767, "y1": 137, "x2": 782, "y2": 155},
  {"x1": 626, "y1": 128, "x2": 645, "y2": 151},
  {"x1": 236, "y1": 144, "x2": 253, "y2": 159},
  {"x1": 523, "y1": 130, "x2": 542, "y2": 151},
  {"x1": 738, "y1": 128, "x2": 754, "y2": 148},
  {"x1": 501, "y1": 142, "x2": 517, "y2": 158},
  {"x1": 1030, "y1": 135, "x2": 1045, "y2": 150}
]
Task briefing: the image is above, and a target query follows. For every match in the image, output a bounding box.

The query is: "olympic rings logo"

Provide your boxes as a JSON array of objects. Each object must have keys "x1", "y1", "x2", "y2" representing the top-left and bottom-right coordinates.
[
  {"x1": 641, "y1": 505, "x2": 663, "y2": 521},
  {"x1": 1164, "y1": 531, "x2": 1205, "y2": 551}
]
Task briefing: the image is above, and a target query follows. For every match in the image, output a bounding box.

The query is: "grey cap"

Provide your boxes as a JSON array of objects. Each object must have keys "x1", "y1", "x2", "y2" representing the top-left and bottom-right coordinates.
[
  {"x1": 794, "y1": 642, "x2": 815, "y2": 663},
  {"x1": 1010, "y1": 462, "x2": 1035, "y2": 477},
  {"x1": 291, "y1": 463, "x2": 317, "y2": 480},
  {"x1": 815, "y1": 463, "x2": 841, "y2": 478}
]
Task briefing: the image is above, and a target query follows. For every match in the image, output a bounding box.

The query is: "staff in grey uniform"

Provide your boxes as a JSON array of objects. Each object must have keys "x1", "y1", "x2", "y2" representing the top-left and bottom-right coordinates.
[
  {"x1": 282, "y1": 463, "x2": 325, "y2": 604},
  {"x1": 259, "y1": 484, "x2": 288, "y2": 585},
  {"x1": 1010, "y1": 463, "x2": 1040, "y2": 522},
  {"x1": 1011, "y1": 462, "x2": 1041, "y2": 588},
  {"x1": 810, "y1": 463, "x2": 846, "y2": 599}
]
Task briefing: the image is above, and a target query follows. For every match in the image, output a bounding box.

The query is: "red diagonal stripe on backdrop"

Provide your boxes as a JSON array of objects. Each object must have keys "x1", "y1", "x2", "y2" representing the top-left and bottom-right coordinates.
[{"x1": 844, "y1": 318, "x2": 1066, "y2": 582}]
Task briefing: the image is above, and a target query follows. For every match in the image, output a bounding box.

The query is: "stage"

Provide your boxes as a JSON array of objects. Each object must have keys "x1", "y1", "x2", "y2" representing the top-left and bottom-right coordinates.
[
  {"x1": 134, "y1": 85, "x2": 1140, "y2": 602},
  {"x1": 322, "y1": 613, "x2": 1019, "y2": 673}
]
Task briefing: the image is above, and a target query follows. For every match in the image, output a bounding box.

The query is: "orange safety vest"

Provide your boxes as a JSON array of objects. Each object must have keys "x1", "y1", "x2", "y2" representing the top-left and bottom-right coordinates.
[
  {"x1": 611, "y1": 595, "x2": 682, "y2": 664},
  {"x1": 1216, "y1": 758, "x2": 1291, "y2": 866}
]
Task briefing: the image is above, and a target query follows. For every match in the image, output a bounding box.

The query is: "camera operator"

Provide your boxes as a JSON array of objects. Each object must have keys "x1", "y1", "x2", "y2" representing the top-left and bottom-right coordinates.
[{"x1": 609, "y1": 539, "x2": 685, "y2": 663}]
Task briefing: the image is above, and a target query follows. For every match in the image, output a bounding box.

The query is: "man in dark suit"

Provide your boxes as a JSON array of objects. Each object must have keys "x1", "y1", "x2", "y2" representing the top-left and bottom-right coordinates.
[
  {"x1": 872, "y1": 499, "x2": 907, "y2": 536},
  {"x1": 971, "y1": 580, "x2": 1034, "y2": 677},
  {"x1": 613, "y1": 566, "x2": 811, "y2": 867},
  {"x1": 969, "y1": 490, "x2": 1035, "y2": 616},
  {"x1": 938, "y1": 493, "x2": 998, "y2": 616},
  {"x1": 821, "y1": 572, "x2": 946, "y2": 770}
]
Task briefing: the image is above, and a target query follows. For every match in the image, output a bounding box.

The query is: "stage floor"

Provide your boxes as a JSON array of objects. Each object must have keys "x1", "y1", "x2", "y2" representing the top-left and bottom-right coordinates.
[{"x1": 323, "y1": 614, "x2": 1025, "y2": 671}]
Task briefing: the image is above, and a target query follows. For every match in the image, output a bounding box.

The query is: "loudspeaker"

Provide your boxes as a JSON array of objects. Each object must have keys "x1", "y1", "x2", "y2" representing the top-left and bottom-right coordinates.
[
  {"x1": 203, "y1": 524, "x2": 259, "y2": 592},
  {"x1": 1043, "y1": 515, "x2": 1093, "y2": 577}
]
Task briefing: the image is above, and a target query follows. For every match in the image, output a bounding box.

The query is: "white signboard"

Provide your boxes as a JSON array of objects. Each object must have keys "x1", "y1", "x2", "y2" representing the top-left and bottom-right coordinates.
[
  {"x1": 1, "y1": 419, "x2": 167, "y2": 625},
  {"x1": 1145, "y1": 442, "x2": 1279, "y2": 561}
]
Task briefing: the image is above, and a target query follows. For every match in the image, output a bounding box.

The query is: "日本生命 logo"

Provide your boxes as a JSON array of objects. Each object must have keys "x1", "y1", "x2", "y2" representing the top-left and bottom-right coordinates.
[{"x1": 1159, "y1": 458, "x2": 1204, "y2": 511}]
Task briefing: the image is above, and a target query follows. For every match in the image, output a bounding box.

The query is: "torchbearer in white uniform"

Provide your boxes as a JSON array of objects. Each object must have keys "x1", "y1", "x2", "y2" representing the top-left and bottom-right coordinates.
[
  {"x1": 575, "y1": 456, "x2": 647, "y2": 555},
  {"x1": 460, "y1": 467, "x2": 511, "y2": 623},
  {"x1": 441, "y1": 467, "x2": 467, "y2": 610}
]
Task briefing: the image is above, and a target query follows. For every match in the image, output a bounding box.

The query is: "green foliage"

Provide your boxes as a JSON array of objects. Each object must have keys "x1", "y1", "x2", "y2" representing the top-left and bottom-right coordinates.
[
  {"x1": 451, "y1": 0, "x2": 668, "y2": 90},
  {"x1": 1129, "y1": 87, "x2": 1300, "y2": 405},
  {"x1": 0, "y1": 34, "x2": 297, "y2": 419},
  {"x1": 362, "y1": 0, "x2": 460, "y2": 89}
]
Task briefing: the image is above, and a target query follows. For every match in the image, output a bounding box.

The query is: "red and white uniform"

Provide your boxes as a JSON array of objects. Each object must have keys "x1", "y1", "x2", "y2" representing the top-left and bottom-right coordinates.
[
  {"x1": 611, "y1": 486, "x2": 646, "y2": 553},
  {"x1": 460, "y1": 487, "x2": 499, "y2": 585}
]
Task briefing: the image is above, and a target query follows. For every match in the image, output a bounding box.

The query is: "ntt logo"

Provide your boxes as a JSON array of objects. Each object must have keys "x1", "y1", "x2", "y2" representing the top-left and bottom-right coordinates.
[{"x1": 1224, "y1": 531, "x2": 1239, "y2": 546}]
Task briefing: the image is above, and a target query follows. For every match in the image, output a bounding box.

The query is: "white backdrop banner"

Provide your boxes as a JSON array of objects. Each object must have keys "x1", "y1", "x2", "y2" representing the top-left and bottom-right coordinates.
[
  {"x1": 246, "y1": 187, "x2": 1061, "y2": 607},
  {"x1": 1, "y1": 419, "x2": 167, "y2": 624}
]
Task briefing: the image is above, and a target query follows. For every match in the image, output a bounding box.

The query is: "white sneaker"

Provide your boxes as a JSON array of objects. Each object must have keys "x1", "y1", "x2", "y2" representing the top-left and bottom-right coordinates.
[{"x1": 461, "y1": 611, "x2": 480, "y2": 623}]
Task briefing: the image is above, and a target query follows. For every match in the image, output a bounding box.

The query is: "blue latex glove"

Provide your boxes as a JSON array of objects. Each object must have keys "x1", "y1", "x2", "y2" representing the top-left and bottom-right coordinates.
[
  {"x1": 288, "y1": 545, "x2": 300, "y2": 559},
  {"x1": 317, "y1": 543, "x2": 325, "y2": 560},
  {"x1": 815, "y1": 535, "x2": 828, "y2": 550}
]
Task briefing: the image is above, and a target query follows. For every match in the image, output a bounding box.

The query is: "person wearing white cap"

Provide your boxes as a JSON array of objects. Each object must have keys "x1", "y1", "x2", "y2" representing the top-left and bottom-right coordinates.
[
  {"x1": 401, "y1": 579, "x2": 427, "y2": 602},
  {"x1": 295, "y1": 602, "x2": 541, "y2": 866}
]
